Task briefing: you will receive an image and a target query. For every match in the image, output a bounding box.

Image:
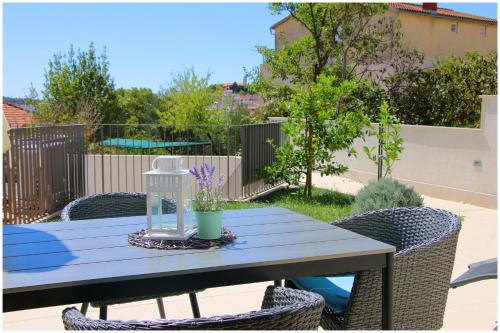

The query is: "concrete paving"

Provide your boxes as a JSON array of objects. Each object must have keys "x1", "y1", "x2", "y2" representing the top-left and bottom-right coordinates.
[
  {"x1": 3, "y1": 175, "x2": 497, "y2": 330},
  {"x1": 312, "y1": 173, "x2": 497, "y2": 330}
]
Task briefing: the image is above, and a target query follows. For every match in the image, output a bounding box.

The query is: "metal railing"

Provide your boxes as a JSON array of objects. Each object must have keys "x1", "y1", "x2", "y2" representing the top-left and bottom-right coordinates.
[
  {"x1": 3, "y1": 122, "x2": 284, "y2": 224},
  {"x1": 85, "y1": 124, "x2": 244, "y2": 200}
]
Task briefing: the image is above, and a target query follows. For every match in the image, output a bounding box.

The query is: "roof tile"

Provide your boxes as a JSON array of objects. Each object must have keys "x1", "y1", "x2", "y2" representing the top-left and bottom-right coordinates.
[
  {"x1": 3, "y1": 103, "x2": 34, "y2": 128},
  {"x1": 390, "y1": 3, "x2": 497, "y2": 24}
]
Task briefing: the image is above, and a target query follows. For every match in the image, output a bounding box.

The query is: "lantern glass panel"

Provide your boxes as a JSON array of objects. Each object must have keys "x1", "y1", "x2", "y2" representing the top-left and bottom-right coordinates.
[
  {"x1": 144, "y1": 169, "x2": 196, "y2": 240},
  {"x1": 150, "y1": 192, "x2": 177, "y2": 229}
]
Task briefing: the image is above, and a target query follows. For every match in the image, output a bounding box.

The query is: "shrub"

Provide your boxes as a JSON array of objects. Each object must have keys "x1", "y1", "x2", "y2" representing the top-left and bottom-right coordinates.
[
  {"x1": 352, "y1": 178, "x2": 423, "y2": 215},
  {"x1": 385, "y1": 51, "x2": 497, "y2": 128}
]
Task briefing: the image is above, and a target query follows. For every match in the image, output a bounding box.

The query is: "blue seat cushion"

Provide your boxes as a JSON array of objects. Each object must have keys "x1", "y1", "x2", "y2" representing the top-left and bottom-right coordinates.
[{"x1": 291, "y1": 274, "x2": 355, "y2": 313}]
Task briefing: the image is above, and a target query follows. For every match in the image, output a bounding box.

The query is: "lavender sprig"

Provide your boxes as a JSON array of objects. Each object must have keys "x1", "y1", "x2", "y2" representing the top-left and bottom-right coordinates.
[
  {"x1": 189, "y1": 166, "x2": 205, "y2": 190},
  {"x1": 190, "y1": 163, "x2": 225, "y2": 212}
]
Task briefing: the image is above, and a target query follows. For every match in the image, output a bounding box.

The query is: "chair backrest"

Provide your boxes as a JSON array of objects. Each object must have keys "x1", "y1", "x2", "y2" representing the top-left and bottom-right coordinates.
[
  {"x1": 62, "y1": 286, "x2": 325, "y2": 330},
  {"x1": 61, "y1": 192, "x2": 176, "y2": 221},
  {"x1": 333, "y1": 207, "x2": 461, "y2": 330},
  {"x1": 334, "y1": 207, "x2": 459, "y2": 253}
]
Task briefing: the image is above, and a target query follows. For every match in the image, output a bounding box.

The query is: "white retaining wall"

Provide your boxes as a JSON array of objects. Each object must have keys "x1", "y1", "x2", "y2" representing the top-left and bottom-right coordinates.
[
  {"x1": 336, "y1": 95, "x2": 497, "y2": 208},
  {"x1": 271, "y1": 95, "x2": 497, "y2": 208}
]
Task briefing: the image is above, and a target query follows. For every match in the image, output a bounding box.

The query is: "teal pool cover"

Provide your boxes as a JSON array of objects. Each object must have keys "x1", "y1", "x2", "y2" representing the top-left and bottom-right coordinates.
[{"x1": 99, "y1": 138, "x2": 211, "y2": 149}]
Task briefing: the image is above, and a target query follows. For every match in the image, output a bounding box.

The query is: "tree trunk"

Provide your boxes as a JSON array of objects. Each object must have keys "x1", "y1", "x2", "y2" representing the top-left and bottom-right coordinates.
[{"x1": 304, "y1": 123, "x2": 313, "y2": 197}]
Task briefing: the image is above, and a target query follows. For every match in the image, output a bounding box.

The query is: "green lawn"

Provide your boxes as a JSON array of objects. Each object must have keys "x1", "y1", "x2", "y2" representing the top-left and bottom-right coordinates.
[{"x1": 222, "y1": 186, "x2": 354, "y2": 222}]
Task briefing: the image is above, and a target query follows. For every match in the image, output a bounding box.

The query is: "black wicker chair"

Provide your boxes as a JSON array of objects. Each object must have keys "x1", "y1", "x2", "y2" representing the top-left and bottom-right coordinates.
[
  {"x1": 286, "y1": 207, "x2": 461, "y2": 330},
  {"x1": 61, "y1": 192, "x2": 178, "y2": 221},
  {"x1": 61, "y1": 192, "x2": 201, "y2": 320},
  {"x1": 62, "y1": 286, "x2": 325, "y2": 330}
]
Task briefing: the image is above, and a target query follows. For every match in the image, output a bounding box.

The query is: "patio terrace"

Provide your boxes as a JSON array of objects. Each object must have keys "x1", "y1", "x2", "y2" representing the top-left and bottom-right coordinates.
[{"x1": 3, "y1": 175, "x2": 496, "y2": 330}]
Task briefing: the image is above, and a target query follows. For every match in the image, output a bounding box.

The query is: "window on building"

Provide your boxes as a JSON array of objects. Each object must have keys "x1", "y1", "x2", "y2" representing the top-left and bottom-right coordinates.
[
  {"x1": 480, "y1": 26, "x2": 487, "y2": 37},
  {"x1": 451, "y1": 23, "x2": 458, "y2": 33}
]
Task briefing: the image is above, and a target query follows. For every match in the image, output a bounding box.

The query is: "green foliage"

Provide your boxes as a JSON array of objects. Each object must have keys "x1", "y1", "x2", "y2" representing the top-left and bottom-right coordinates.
[
  {"x1": 386, "y1": 51, "x2": 497, "y2": 128},
  {"x1": 156, "y1": 68, "x2": 232, "y2": 151},
  {"x1": 245, "y1": 66, "x2": 293, "y2": 118},
  {"x1": 116, "y1": 88, "x2": 160, "y2": 124},
  {"x1": 363, "y1": 101, "x2": 404, "y2": 177},
  {"x1": 251, "y1": 3, "x2": 402, "y2": 197},
  {"x1": 264, "y1": 75, "x2": 369, "y2": 186},
  {"x1": 116, "y1": 88, "x2": 160, "y2": 137},
  {"x1": 266, "y1": 3, "x2": 391, "y2": 83},
  {"x1": 26, "y1": 43, "x2": 118, "y2": 126},
  {"x1": 157, "y1": 68, "x2": 226, "y2": 128},
  {"x1": 343, "y1": 79, "x2": 385, "y2": 121},
  {"x1": 352, "y1": 178, "x2": 423, "y2": 215},
  {"x1": 221, "y1": 186, "x2": 354, "y2": 222},
  {"x1": 226, "y1": 105, "x2": 264, "y2": 125},
  {"x1": 192, "y1": 188, "x2": 224, "y2": 212},
  {"x1": 229, "y1": 82, "x2": 248, "y2": 94}
]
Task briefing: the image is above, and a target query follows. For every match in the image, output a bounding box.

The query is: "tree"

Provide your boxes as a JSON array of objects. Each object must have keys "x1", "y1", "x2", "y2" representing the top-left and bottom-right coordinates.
[
  {"x1": 263, "y1": 75, "x2": 369, "y2": 188},
  {"x1": 363, "y1": 101, "x2": 404, "y2": 178},
  {"x1": 252, "y1": 3, "x2": 399, "y2": 197},
  {"x1": 157, "y1": 68, "x2": 226, "y2": 128},
  {"x1": 157, "y1": 68, "x2": 230, "y2": 153},
  {"x1": 116, "y1": 88, "x2": 160, "y2": 137},
  {"x1": 229, "y1": 82, "x2": 248, "y2": 94},
  {"x1": 26, "y1": 43, "x2": 119, "y2": 127}
]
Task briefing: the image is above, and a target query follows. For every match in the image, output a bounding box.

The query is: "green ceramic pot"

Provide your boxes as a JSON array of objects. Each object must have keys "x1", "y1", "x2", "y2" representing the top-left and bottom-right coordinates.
[{"x1": 195, "y1": 210, "x2": 223, "y2": 240}]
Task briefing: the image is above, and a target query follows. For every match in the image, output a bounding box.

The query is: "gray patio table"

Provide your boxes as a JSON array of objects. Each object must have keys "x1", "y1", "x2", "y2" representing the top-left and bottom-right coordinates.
[{"x1": 3, "y1": 207, "x2": 396, "y2": 329}]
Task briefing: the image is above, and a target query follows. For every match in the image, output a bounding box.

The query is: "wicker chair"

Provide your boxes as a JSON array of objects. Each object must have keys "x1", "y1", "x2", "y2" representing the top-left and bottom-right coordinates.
[
  {"x1": 61, "y1": 192, "x2": 178, "y2": 221},
  {"x1": 62, "y1": 286, "x2": 325, "y2": 330},
  {"x1": 286, "y1": 207, "x2": 461, "y2": 330},
  {"x1": 61, "y1": 192, "x2": 201, "y2": 320}
]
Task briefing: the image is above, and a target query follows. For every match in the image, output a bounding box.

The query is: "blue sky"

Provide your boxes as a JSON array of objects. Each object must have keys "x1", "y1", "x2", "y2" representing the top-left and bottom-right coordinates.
[{"x1": 3, "y1": 2, "x2": 497, "y2": 97}]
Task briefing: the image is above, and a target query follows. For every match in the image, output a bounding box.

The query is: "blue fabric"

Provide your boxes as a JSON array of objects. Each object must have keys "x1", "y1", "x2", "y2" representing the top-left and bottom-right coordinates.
[{"x1": 291, "y1": 274, "x2": 355, "y2": 313}]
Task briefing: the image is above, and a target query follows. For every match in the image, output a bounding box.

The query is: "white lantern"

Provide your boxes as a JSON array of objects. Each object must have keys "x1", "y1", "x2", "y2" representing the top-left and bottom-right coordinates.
[{"x1": 143, "y1": 157, "x2": 196, "y2": 240}]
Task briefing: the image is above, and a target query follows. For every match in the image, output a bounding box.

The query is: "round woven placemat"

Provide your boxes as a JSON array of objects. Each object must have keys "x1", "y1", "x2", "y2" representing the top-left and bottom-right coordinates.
[{"x1": 128, "y1": 227, "x2": 237, "y2": 250}]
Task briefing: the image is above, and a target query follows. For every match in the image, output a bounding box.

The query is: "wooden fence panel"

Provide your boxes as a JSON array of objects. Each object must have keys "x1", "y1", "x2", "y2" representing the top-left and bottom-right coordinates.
[
  {"x1": 240, "y1": 122, "x2": 285, "y2": 197},
  {"x1": 2, "y1": 125, "x2": 85, "y2": 224}
]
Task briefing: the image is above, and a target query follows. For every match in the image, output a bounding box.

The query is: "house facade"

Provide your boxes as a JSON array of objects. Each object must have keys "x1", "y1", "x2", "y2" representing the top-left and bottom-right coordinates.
[{"x1": 271, "y1": 3, "x2": 497, "y2": 66}]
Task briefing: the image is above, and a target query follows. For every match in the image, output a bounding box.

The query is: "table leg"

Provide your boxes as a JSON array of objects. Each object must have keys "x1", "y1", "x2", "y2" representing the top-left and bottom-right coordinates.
[
  {"x1": 382, "y1": 253, "x2": 394, "y2": 330},
  {"x1": 189, "y1": 292, "x2": 201, "y2": 318},
  {"x1": 99, "y1": 306, "x2": 108, "y2": 320}
]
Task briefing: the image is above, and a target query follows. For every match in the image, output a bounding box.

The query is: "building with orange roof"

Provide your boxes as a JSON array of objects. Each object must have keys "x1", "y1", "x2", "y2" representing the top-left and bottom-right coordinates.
[
  {"x1": 3, "y1": 102, "x2": 34, "y2": 128},
  {"x1": 270, "y1": 3, "x2": 497, "y2": 67}
]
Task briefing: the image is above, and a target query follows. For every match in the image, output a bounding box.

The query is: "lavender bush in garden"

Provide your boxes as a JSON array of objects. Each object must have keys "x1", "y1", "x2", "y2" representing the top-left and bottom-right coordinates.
[{"x1": 190, "y1": 163, "x2": 225, "y2": 212}]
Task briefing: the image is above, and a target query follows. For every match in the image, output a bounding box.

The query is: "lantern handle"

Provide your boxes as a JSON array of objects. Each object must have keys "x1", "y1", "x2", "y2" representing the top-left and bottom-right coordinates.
[{"x1": 151, "y1": 157, "x2": 158, "y2": 170}]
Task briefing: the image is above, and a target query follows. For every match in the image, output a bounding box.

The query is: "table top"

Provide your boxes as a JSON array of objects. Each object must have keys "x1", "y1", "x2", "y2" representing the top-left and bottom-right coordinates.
[{"x1": 3, "y1": 207, "x2": 395, "y2": 300}]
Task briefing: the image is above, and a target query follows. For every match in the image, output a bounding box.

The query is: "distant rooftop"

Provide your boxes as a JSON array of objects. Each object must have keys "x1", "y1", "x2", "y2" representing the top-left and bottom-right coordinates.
[
  {"x1": 271, "y1": 3, "x2": 497, "y2": 30},
  {"x1": 390, "y1": 3, "x2": 497, "y2": 24},
  {"x1": 3, "y1": 102, "x2": 34, "y2": 128}
]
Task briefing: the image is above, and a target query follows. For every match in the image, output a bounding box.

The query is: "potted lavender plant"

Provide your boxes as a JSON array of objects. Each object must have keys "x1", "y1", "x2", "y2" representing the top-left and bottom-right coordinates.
[{"x1": 189, "y1": 163, "x2": 225, "y2": 239}]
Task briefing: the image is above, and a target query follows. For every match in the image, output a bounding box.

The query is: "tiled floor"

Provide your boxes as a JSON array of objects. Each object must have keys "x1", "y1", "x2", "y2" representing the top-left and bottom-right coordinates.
[
  {"x1": 313, "y1": 174, "x2": 498, "y2": 330},
  {"x1": 3, "y1": 175, "x2": 497, "y2": 330}
]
